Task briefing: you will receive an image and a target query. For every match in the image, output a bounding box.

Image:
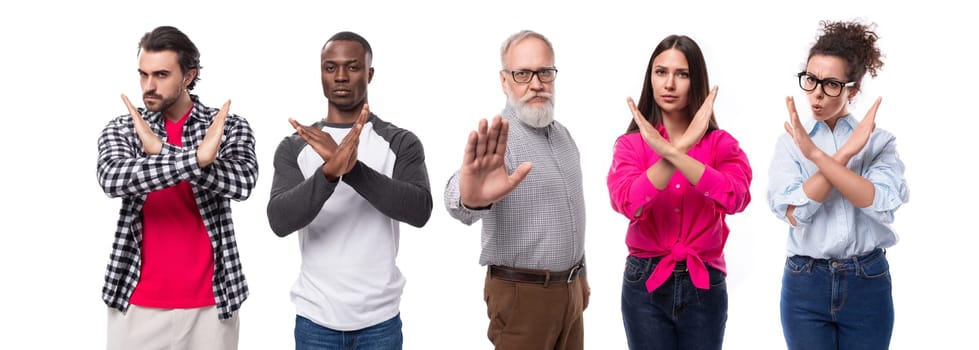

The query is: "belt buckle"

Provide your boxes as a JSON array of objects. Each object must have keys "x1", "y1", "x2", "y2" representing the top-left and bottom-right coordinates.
[{"x1": 566, "y1": 264, "x2": 581, "y2": 283}]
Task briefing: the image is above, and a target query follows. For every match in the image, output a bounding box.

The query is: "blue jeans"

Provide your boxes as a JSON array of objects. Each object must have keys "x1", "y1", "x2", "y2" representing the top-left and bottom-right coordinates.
[
  {"x1": 621, "y1": 255, "x2": 727, "y2": 350},
  {"x1": 295, "y1": 313, "x2": 403, "y2": 350},
  {"x1": 781, "y1": 248, "x2": 893, "y2": 350}
]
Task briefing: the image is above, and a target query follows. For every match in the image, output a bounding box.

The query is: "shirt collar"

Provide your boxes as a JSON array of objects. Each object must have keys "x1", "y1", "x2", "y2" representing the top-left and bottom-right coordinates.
[{"x1": 804, "y1": 113, "x2": 856, "y2": 134}]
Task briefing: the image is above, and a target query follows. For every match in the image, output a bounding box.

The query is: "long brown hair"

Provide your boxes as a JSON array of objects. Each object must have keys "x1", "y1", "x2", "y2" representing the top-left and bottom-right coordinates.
[{"x1": 627, "y1": 35, "x2": 718, "y2": 134}]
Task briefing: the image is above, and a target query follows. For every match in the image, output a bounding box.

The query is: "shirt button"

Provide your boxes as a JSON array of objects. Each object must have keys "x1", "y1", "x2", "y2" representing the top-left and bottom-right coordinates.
[
  {"x1": 674, "y1": 208, "x2": 680, "y2": 213},
  {"x1": 675, "y1": 184, "x2": 680, "y2": 189},
  {"x1": 704, "y1": 191, "x2": 710, "y2": 196}
]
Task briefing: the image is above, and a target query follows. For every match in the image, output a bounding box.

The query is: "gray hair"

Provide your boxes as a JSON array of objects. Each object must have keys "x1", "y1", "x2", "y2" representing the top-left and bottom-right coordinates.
[{"x1": 500, "y1": 30, "x2": 555, "y2": 69}]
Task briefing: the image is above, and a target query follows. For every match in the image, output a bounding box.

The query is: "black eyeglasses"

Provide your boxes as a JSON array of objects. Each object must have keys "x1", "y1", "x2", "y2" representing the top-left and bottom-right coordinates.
[
  {"x1": 505, "y1": 68, "x2": 558, "y2": 84},
  {"x1": 797, "y1": 72, "x2": 854, "y2": 97}
]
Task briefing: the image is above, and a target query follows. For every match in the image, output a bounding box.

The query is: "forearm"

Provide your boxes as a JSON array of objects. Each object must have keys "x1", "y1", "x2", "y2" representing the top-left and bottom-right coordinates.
[
  {"x1": 191, "y1": 119, "x2": 259, "y2": 200},
  {"x1": 444, "y1": 171, "x2": 486, "y2": 225},
  {"x1": 344, "y1": 161, "x2": 433, "y2": 228},
  {"x1": 193, "y1": 151, "x2": 258, "y2": 200},
  {"x1": 609, "y1": 136, "x2": 665, "y2": 218},
  {"x1": 661, "y1": 149, "x2": 706, "y2": 186},
  {"x1": 267, "y1": 168, "x2": 336, "y2": 237},
  {"x1": 800, "y1": 171, "x2": 834, "y2": 203},
  {"x1": 801, "y1": 149, "x2": 855, "y2": 202},
  {"x1": 644, "y1": 159, "x2": 676, "y2": 190},
  {"x1": 809, "y1": 152, "x2": 875, "y2": 208},
  {"x1": 97, "y1": 134, "x2": 198, "y2": 197},
  {"x1": 266, "y1": 136, "x2": 336, "y2": 236}
]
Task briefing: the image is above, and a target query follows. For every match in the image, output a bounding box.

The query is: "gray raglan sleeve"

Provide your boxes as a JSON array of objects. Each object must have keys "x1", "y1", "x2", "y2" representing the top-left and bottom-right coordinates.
[
  {"x1": 266, "y1": 135, "x2": 338, "y2": 237},
  {"x1": 342, "y1": 129, "x2": 433, "y2": 228}
]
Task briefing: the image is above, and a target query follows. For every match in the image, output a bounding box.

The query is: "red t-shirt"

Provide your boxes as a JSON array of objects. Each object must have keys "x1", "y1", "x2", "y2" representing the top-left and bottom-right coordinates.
[{"x1": 129, "y1": 108, "x2": 216, "y2": 308}]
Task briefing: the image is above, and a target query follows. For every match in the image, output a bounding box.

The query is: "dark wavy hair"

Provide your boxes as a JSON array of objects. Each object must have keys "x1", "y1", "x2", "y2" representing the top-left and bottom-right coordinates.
[
  {"x1": 808, "y1": 20, "x2": 884, "y2": 89},
  {"x1": 137, "y1": 26, "x2": 201, "y2": 90},
  {"x1": 627, "y1": 35, "x2": 717, "y2": 134}
]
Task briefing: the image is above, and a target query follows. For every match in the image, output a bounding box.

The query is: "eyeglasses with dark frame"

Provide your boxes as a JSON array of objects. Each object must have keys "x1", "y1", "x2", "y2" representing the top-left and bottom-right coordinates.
[
  {"x1": 797, "y1": 72, "x2": 855, "y2": 97},
  {"x1": 505, "y1": 68, "x2": 558, "y2": 84}
]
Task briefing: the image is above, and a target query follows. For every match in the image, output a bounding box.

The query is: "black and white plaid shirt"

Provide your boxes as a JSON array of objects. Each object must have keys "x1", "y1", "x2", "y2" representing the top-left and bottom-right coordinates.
[{"x1": 96, "y1": 96, "x2": 258, "y2": 320}]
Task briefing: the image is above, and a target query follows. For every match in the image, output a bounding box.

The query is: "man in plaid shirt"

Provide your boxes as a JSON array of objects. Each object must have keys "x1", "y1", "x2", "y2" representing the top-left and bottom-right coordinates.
[{"x1": 96, "y1": 26, "x2": 258, "y2": 350}]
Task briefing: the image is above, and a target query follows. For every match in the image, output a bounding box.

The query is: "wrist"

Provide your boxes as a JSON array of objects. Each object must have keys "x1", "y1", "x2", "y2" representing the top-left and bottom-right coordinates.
[
  {"x1": 321, "y1": 164, "x2": 340, "y2": 182},
  {"x1": 460, "y1": 198, "x2": 491, "y2": 210},
  {"x1": 809, "y1": 150, "x2": 832, "y2": 165},
  {"x1": 832, "y1": 149, "x2": 854, "y2": 164},
  {"x1": 662, "y1": 145, "x2": 684, "y2": 160}
]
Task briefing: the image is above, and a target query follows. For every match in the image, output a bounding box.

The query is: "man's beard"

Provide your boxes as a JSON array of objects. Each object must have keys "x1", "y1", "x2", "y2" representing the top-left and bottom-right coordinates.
[
  {"x1": 143, "y1": 91, "x2": 180, "y2": 113},
  {"x1": 506, "y1": 90, "x2": 555, "y2": 128}
]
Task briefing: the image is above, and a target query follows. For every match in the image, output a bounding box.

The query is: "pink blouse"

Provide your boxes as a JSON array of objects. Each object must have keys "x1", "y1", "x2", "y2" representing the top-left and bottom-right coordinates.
[{"x1": 607, "y1": 127, "x2": 752, "y2": 292}]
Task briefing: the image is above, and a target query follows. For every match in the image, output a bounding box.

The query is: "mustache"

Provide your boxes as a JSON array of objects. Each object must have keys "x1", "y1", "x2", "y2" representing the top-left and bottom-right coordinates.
[
  {"x1": 143, "y1": 92, "x2": 162, "y2": 99},
  {"x1": 520, "y1": 92, "x2": 553, "y2": 103}
]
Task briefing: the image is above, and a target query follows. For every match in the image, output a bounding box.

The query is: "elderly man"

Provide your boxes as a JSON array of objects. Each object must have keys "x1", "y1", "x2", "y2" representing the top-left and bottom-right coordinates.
[{"x1": 444, "y1": 30, "x2": 589, "y2": 349}]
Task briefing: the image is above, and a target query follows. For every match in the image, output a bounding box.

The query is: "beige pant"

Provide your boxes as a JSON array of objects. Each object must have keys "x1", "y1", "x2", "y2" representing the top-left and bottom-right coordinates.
[{"x1": 107, "y1": 305, "x2": 239, "y2": 350}]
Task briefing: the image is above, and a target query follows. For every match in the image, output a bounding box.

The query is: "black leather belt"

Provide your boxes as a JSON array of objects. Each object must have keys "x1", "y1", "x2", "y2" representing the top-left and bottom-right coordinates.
[{"x1": 489, "y1": 263, "x2": 584, "y2": 285}]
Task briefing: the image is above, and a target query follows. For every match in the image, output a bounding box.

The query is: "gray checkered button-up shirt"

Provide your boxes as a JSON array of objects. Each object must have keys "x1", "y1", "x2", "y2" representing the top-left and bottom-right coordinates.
[
  {"x1": 445, "y1": 106, "x2": 585, "y2": 272},
  {"x1": 96, "y1": 97, "x2": 258, "y2": 320}
]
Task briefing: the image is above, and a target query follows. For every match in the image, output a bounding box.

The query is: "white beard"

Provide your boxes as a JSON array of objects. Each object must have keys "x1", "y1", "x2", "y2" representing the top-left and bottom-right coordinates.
[{"x1": 506, "y1": 91, "x2": 555, "y2": 128}]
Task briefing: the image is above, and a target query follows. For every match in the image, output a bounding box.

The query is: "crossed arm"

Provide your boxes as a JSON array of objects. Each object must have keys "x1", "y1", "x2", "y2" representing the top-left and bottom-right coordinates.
[
  {"x1": 781, "y1": 96, "x2": 881, "y2": 226},
  {"x1": 96, "y1": 95, "x2": 256, "y2": 200},
  {"x1": 267, "y1": 105, "x2": 432, "y2": 236}
]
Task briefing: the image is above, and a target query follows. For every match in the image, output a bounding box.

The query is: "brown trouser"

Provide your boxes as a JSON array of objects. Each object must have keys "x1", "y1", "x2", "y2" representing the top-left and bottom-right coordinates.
[{"x1": 483, "y1": 268, "x2": 586, "y2": 350}]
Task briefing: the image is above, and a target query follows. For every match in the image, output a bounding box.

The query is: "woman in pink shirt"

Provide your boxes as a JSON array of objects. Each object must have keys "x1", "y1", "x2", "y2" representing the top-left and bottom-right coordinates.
[{"x1": 606, "y1": 35, "x2": 752, "y2": 350}]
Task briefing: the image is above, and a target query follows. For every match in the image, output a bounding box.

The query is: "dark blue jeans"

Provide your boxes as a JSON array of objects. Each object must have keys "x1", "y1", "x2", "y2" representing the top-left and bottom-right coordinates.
[
  {"x1": 295, "y1": 313, "x2": 403, "y2": 350},
  {"x1": 621, "y1": 255, "x2": 727, "y2": 350},
  {"x1": 781, "y1": 248, "x2": 893, "y2": 350}
]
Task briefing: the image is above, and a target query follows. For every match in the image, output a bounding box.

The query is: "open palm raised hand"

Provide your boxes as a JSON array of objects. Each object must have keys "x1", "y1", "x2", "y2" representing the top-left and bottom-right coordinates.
[
  {"x1": 458, "y1": 115, "x2": 532, "y2": 209},
  {"x1": 838, "y1": 97, "x2": 882, "y2": 159},
  {"x1": 121, "y1": 94, "x2": 163, "y2": 155}
]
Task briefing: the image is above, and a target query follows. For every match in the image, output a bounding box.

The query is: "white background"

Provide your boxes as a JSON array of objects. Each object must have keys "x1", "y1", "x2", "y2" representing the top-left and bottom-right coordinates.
[{"x1": 1, "y1": 1, "x2": 973, "y2": 349}]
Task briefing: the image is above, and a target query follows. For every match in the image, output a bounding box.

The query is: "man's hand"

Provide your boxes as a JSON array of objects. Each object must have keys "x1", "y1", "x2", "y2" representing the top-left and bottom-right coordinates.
[
  {"x1": 458, "y1": 115, "x2": 532, "y2": 208},
  {"x1": 291, "y1": 104, "x2": 370, "y2": 181},
  {"x1": 323, "y1": 104, "x2": 370, "y2": 181},
  {"x1": 196, "y1": 100, "x2": 231, "y2": 168},
  {"x1": 581, "y1": 274, "x2": 591, "y2": 311},
  {"x1": 289, "y1": 118, "x2": 340, "y2": 163},
  {"x1": 121, "y1": 94, "x2": 163, "y2": 155}
]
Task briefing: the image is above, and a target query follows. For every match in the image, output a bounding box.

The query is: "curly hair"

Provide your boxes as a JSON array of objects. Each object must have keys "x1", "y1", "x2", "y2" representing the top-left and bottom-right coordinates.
[{"x1": 809, "y1": 20, "x2": 884, "y2": 88}]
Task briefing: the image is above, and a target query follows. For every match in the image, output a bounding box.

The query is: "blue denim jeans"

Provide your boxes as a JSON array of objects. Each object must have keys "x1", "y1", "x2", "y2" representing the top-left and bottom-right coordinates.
[
  {"x1": 621, "y1": 255, "x2": 727, "y2": 350},
  {"x1": 295, "y1": 313, "x2": 403, "y2": 350},
  {"x1": 781, "y1": 248, "x2": 893, "y2": 350}
]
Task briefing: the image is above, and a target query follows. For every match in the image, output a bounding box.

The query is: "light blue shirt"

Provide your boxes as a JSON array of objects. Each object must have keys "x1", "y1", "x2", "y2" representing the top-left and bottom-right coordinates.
[{"x1": 767, "y1": 114, "x2": 910, "y2": 259}]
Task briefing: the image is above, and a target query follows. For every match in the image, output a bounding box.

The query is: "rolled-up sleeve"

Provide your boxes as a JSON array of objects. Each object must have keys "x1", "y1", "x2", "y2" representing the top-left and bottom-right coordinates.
[
  {"x1": 858, "y1": 133, "x2": 910, "y2": 223},
  {"x1": 767, "y1": 135, "x2": 823, "y2": 227}
]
